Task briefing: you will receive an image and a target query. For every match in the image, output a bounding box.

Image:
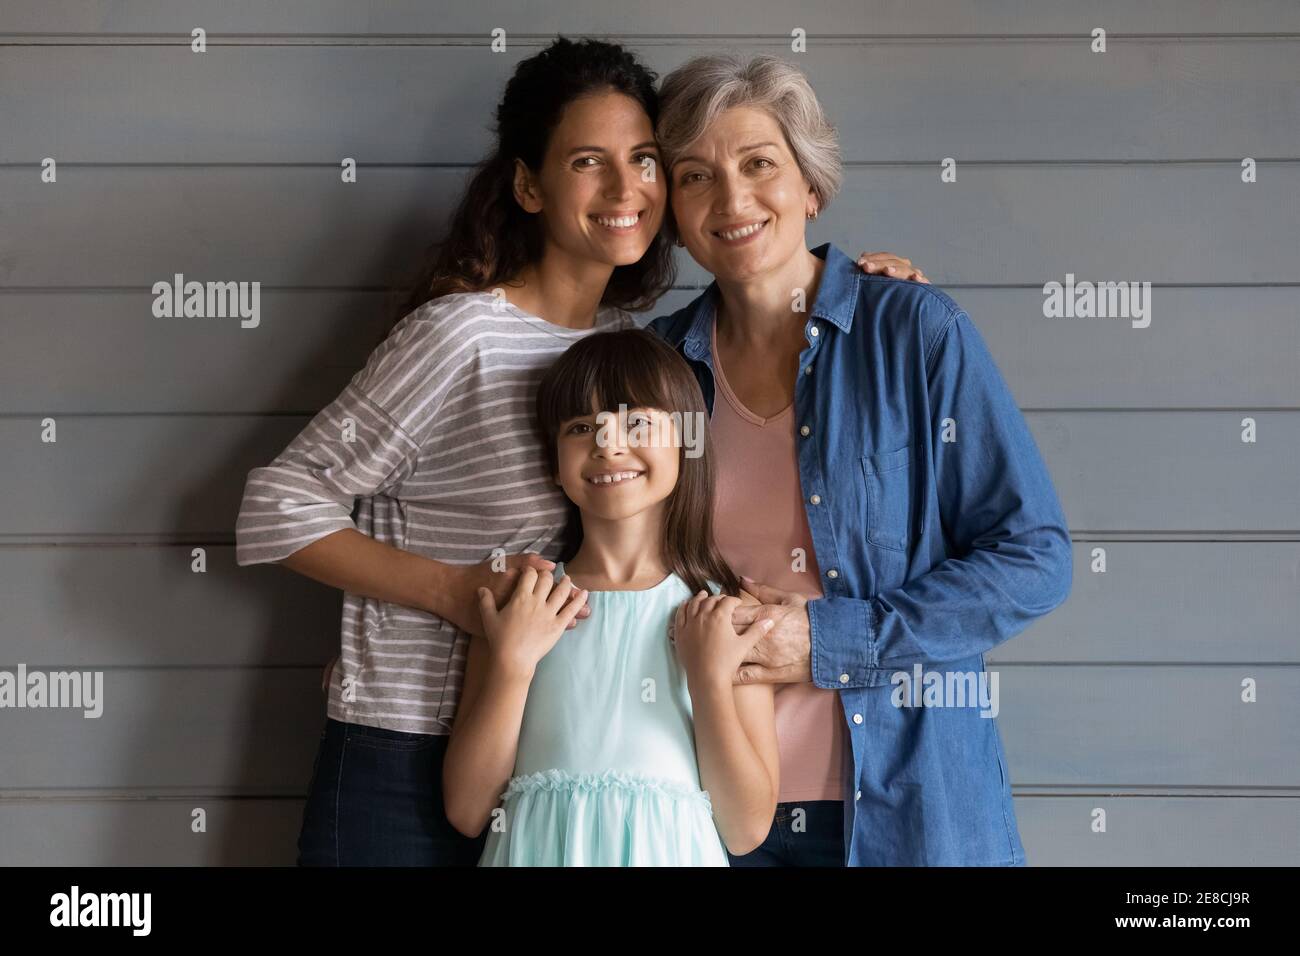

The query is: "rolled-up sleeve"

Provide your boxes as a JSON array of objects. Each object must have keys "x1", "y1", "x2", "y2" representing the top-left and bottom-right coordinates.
[
  {"x1": 235, "y1": 313, "x2": 468, "y2": 567},
  {"x1": 234, "y1": 382, "x2": 422, "y2": 566},
  {"x1": 810, "y1": 308, "x2": 1073, "y2": 687}
]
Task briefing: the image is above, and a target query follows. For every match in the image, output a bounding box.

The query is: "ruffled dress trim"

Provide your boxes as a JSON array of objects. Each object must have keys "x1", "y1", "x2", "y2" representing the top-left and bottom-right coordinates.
[
  {"x1": 501, "y1": 767, "x2": 714, "y2": 809},
  {"x1": 480, "y1": 766, "x2": 730, "y2": 865}
]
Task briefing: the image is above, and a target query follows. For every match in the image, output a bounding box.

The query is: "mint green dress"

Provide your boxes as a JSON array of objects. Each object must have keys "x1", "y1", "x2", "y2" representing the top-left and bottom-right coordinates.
[{"x1": 478, "y1": 563, "x2": 728, "y2": 866}]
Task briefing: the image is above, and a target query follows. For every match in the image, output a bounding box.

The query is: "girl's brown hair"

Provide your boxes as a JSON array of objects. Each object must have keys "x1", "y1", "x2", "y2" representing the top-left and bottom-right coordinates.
[{"x1": 535, "y1": 328, "x2": 740, "y2": 598}]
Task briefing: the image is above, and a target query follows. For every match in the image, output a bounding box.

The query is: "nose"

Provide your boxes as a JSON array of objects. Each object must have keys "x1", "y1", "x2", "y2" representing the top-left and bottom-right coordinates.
[
  {"x1": 712, "y1": 170, "x2": 749, "y2": 218},
  {"x1": 604, "y1": 161, "x2": 638, "y2": 204},
  {"x1": 592, "y1": 412, "x2": 631, "y2": 458}
]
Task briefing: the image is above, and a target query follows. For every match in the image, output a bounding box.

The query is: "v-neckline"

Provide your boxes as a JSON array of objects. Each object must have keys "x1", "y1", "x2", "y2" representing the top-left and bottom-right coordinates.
[{"x1": 710, "y1": 317, "x2": 794, "y2": 426}]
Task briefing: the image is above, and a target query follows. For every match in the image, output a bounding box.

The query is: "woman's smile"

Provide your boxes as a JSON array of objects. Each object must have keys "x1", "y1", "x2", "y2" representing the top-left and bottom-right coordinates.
[
  {"x1": 590, "y1": 209, "x2": 645, "y2": 234},
  {"x1": 711, "y1": 217, "x2": 770, "y2": 245}
]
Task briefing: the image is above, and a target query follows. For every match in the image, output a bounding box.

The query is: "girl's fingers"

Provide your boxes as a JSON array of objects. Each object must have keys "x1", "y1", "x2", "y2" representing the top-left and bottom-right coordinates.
[
  {"x1": 556, "y1": 588, "x2": 588, "y2": 628},
  {"x1": 534, "y1": 565, "x2": 556, "y2": 596},
  {"x1": 513, "y1": 552, "x2": 556, "y2": 574},
  {"x1": 546, "y1": 574, "x2": 574, "y2": 611}
]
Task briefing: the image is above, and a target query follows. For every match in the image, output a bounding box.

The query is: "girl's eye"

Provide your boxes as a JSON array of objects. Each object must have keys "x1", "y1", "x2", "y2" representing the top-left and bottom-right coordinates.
[{"x1": 566, "y1": 422, "x2": 593, "y2": 434}]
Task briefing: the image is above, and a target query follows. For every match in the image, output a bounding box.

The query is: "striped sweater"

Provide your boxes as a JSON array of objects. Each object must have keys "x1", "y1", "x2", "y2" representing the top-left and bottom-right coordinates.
[{"x1": 235, "y1": 292, "x2": 637, "y2": 733}]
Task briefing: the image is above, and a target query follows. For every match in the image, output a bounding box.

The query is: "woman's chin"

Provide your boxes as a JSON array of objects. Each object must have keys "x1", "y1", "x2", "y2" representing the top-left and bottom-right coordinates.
[{"x1": 597, "y1": 243, "x2": 655, "y2": 268}]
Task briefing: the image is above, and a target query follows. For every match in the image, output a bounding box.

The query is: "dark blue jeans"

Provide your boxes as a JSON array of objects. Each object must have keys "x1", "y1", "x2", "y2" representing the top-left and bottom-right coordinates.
[
  {"x1": 726, "y1": 800, "x2": 846, "y2": 867},
  {"x1": 297, "y1": 717, "x2": 487, "y2": 866}
]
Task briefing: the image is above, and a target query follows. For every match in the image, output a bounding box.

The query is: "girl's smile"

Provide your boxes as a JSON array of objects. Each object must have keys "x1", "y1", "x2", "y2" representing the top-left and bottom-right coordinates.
[
  {"x1": 584, "y1": 469, "x2": 646, "y2": 486},
  {"x1": 557, "y1": 406, "x2": 680, "y2": 521}
]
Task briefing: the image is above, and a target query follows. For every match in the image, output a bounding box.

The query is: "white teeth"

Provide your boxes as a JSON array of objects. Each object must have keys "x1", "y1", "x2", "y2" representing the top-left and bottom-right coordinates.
[
  {"x1": 594, "y1": 214, "x2": 640, "y2": 228},
  {"x1": 587, "y1": 471, "x2": 643, "y2": 485},
  {"x1": 718, "y1": 220, "x2": 766, "y2": 240}
]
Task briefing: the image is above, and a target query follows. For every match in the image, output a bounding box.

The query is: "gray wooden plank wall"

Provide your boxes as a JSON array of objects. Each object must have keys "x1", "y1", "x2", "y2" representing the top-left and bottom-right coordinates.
[{"x1": 0, "y1": 1, "x2": 1296, "y2": 866}]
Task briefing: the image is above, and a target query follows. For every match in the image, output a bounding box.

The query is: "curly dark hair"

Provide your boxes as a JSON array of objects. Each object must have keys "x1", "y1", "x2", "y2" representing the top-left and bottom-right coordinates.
[{"x1": 396, "y1": 37, "x2": 677, "y2": 326}]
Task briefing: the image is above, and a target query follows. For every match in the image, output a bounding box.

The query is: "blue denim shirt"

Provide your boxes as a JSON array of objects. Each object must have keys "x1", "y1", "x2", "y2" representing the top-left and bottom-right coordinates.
[{"x1": 650, "y1": 243, "x2": 1073, "y2": 865}]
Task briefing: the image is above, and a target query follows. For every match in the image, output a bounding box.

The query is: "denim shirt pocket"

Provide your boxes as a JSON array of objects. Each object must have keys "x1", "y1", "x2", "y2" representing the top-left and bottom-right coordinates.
[{"x1": 860, "y1": 444, "x2": 915, "y2": 552}]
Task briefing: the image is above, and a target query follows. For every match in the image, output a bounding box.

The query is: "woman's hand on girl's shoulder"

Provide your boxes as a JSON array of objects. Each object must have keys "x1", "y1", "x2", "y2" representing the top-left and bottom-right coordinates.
[
  {"x1": 439, "y1": 552, "x2": 589, "y2": 637},
  {"x1": 475, "y1": 567, "x2": 588, "y2": 677}
]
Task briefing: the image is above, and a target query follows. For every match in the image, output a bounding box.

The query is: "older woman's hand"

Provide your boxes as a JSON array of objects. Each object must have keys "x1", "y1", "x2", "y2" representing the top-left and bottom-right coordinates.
[
  {"x1": 857, "y1": 251, "x2": 930, "y2": 284},
  {"x1": 728, "y1": 575, "x2": 814, "y2": 685}
]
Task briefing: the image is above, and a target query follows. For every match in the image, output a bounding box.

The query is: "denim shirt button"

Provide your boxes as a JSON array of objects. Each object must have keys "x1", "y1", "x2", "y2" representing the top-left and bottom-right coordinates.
[
  {"x1": 803, "y1": 364, "x2": 813, "y2": 375},
  {"x1": 855, "y1": 790, "x2": 862, "y2": 801},
  {"x1": 839, "y1": 673, "x2": 850, "y2": 684},
  {"x1": 827, "y1": 568, "x2": 839, "y2": 579},
  {"x1": 809, "y1": 325, "x2": 819, "y2": 337},
  {"x1": 800, "y1": 424, "x2": 811, "y2": 437},
  {"x1": 852, "y1": 713, "x2": 863, "y2": 724},
  {"x1": 809, "y1": 494, "x2": 821, "y2": 505}
]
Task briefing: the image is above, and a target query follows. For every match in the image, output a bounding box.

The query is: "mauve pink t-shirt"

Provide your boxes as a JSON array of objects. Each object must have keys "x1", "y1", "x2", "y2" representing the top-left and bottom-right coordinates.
[{"x1": 708, "y1": 322, "x2": 848, "y2": 804}]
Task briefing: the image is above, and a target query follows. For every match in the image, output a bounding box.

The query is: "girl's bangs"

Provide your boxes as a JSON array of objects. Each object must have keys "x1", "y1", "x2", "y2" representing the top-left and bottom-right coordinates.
[{"x1": 548, "y1": 336, "x2": 682, "y2": 425}]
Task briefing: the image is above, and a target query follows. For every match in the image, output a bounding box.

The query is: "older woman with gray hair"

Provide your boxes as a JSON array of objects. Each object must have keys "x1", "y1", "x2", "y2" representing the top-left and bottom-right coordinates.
[{"x1": 651, "y1": 54, "x2": 1073, "y2": 866}]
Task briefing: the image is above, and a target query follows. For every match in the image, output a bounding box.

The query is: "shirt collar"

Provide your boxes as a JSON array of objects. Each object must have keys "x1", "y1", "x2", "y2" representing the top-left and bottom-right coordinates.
[{"x1": 680, "y1": 242, "x2": 860, "y2": 358}]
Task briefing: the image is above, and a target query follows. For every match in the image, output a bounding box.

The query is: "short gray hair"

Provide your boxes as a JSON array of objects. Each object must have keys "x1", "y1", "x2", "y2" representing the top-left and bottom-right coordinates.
[{"x1": 656, "y1": 53, "x2": 842, "y2": 214}]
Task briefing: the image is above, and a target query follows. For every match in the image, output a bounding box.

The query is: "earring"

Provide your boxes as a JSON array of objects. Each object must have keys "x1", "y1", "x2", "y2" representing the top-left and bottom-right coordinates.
[{"x1": 806, "y1": 208, "x2": 819, "y2": 221}]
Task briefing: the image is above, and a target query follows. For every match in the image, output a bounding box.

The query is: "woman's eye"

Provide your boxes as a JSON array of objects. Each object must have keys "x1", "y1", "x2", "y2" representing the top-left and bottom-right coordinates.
[
  {"x1": 574, "y1": 156, "x2": 599, "y2": 169},
  {"x1": 751, "y1": 157, "x2": 775, "y2": 170}
]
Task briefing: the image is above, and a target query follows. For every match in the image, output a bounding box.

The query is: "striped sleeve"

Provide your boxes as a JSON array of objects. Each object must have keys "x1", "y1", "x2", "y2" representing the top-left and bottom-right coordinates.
[{"x1": 235, "y1": 309, "x2": 464, "y2": 566}]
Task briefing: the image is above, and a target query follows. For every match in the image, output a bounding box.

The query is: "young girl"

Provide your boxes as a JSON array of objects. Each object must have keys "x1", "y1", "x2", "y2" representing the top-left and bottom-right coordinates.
[{"x1": 443, "y1": 328, "x2": 779, "y2": 865}]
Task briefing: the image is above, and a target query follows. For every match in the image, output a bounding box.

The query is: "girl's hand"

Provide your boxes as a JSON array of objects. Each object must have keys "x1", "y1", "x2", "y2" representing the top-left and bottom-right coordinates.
[
  {"x1": 672, "y1": 591, "x2": 774, "y2": 688},
  {"x1": 856, "y1": 251, "x2": 930, "y2": 284},
  {"x1": 476, "y1": 566, "x2": 588, "y2": 677},
  {"x1": 440, "y1": 552, "x2": 590, "y2": 637}
]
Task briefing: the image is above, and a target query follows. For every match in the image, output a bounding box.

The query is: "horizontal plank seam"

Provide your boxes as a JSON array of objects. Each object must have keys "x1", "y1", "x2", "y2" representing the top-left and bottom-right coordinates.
[{"x1": 4, "y1": 33, "x2": 1300, "y2": 45}]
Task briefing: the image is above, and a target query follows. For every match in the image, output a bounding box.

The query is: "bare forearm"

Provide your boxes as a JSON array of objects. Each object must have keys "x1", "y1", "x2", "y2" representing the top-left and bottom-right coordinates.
[
  {"x1": 442, "y1": 661, "x2": 534, "y2": 836},
  {"x1": 278, "y1": 528, "x2": 452, "y2": 616},
  {"x1": 688, "y1": 679, "x2": 777, "y2": 854}
]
